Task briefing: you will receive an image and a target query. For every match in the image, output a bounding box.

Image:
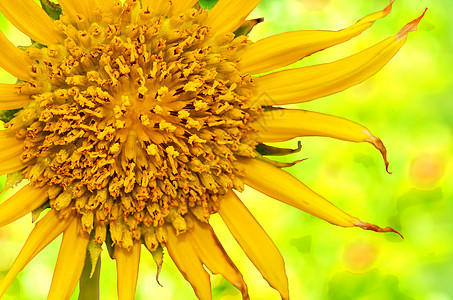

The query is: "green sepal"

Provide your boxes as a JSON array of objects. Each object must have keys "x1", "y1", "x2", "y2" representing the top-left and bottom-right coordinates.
[
  {"x1": 0, "y1": 109, "x2": 21, "y2": 123},
  {"x1": 234, "y1": 18, "x2": 264, "y2": 37},
  {"x1": 32, "y1": 201, "x2": 51, "y2": 223},
  {"x1": 255, "y1": 141, "x2": 302, "y2": 156},
  {"x1": 263, "y1": 105, "x2": 282, "y2": 111},
  {"x1": 87, "y1": 239, "x2": 103, "y2": 277},
  {"x1": 1, "y1": 171, "x2": 24, "y2": 193},
  {"x1": 79, "y1": 242, "x2": 102, "y2": 300},
  {"x1": 150, "y1": 245, "x2": 164, "y2": 286},
  {"x1": 17, "y1": 42, "x2": 45, "y2": 51},
  {"x1": 39, "y1": 0, "x2": 62, "y2": 20},
  {"x1": 254, "y1": 152, "x2": 306, "y2": 168},
  {"x1": 105, "y1": 228, "x2": 115, "y2": 259}
]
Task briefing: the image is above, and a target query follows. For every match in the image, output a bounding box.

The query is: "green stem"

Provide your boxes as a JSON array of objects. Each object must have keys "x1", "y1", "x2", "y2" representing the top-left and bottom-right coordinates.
[{"x1": 78, "y1": 252, "x2": 101, "y2": 300}]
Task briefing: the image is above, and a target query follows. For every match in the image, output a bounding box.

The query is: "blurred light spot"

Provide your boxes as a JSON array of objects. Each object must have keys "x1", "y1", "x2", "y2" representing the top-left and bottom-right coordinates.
[
  {"x1": 410, "y1": 153, "x2": 445, "y2": 189},
  {"x1": 343, "y1": 242, "x2": 377, "y2": 272}
]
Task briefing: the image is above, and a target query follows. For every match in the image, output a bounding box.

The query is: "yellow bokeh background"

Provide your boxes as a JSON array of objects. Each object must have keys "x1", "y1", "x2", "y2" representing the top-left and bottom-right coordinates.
[{"x1": 0, "y1": 0, "x2": 451, "y2": 299}]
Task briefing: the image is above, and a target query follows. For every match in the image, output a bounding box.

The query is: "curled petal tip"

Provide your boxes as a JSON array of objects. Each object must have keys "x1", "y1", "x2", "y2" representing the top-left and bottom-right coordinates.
[
  {"x1": 241, "y1": 288, "x2": 250, "y2": 300},
  {"x1": 156, "y1": 265, "x2": 163, "y2": 287},
  {"x1": 374, "y1": 137, "x2": 391, "y2": 174},
  {"x1": 356, "y1": 220, "x2": 404, "y2": 239},
  {"x1": 156, "y1": 277, "x2": 163, "y2": 287},
  {"x1": 283, "y1": 158, "x2": 308, "y2": 168},
  {"x1": 363, "y1": 130, "x2": 391, "y2": 174},
  {"x1": 396, "y1": 8, "x2": 428, "y2": 41},
  {"x1": 383, "y1": 0, "x2": 395, "y2": 16}
]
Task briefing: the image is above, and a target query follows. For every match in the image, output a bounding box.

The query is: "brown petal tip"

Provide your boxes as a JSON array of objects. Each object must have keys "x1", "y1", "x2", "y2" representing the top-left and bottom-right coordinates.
[
  {"x1": 383, "y1": 0, "x2": 395, "y2": 16},
  {"x1": 396, "y1": 8, "x2": 428, "y2": 41},
  {"x1": 156, "y1": 262, "x2": 163, "y2": 287},
  {"x1": 356, "y1": 220, "x2": 404, "y2": 239},
  {"x1": 364, "y1": 130, "x2": 391, "y2": 174},
  {"x1": 241, "y1": 287, "x2": 250, "y2": 300}
]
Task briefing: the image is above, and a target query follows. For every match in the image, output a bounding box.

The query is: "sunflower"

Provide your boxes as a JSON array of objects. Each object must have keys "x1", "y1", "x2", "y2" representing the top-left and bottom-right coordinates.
[{"x1": 0, "y1": 0, "x2": 425, "y2": 299}]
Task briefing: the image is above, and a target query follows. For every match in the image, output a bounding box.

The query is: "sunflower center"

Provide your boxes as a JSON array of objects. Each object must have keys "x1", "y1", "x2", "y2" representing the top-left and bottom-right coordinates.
[{"x1": 7, "y1": 1, "x2": 260, "y2": 249}]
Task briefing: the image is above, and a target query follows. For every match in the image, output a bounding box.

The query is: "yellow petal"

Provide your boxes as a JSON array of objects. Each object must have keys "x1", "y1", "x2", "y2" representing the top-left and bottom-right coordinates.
[
  {"x1": 205, "y1": 0, "x2": 261, "y2": 34},
  {"x1": 0, "y1": 149, "x2": 22, "y2": 164},
  {"x1": 218, "y1": 190, "x2": 289, "y2": 300},
  {"x1": 0, "y1": 83, "x2": 31, "y2": 110},
  {"x1": 254, "y1": 12, "x2": 426, "y2": 105},
  {"x1": 0, "y1": 130, "x2": 23, "y2": 153},
  {"x1": 115, "y1": 242, "x2": 141, "y2": 300},
  {"x1": 57, "y1": 0, "x2": 98, "y2": 21},
  {"x1": 254, "y1": 109, "x2": 390, "y2": 172},
  {"x1": 154, "y1": 0, "x2": 171, "y2": 14},
  {"x1": 171, "y1": 0, "x2": 199, "y2": 13},
  {"x1": 0, "y1": 31, "x2": 30, "y2": 81},
  {"x1": 0, "y1": 130, "x2": 25, "y2": 176},
  {"x1": 142, "y1": 0, "x2": 171, "y2": 15},
  {"x1": 0, "y1": 185, "x2": 48, "y2": 228},
  {"x1": 187, "y1": 216, "x2": 249, "y2": 299},
  {"x1": 0, "y1": 210, "x2": 71, "y2": 298},
  {"x1": 237, "y1": 158, "x2": 401, "y2": 237},
  {"x1": 98, "y1": 0, "x2": 116, "y2": 13},
  {"x1": 0, "y1": 155, "x2": 25, "y2": 176},
  {"x1": 48, "y1": 217, "x2": 90, "y2": 300},
  {"x1": 0, "y1": 145, "x2": 22, "y2": 161},
  {"x1": 166, "y1": 225, "x2": 212, "y2": 300},
  {"x1": 0, "y1": 0, "x2": 60, "y2": 45},
  {"x1": 238, "y1": 157, "x2": 358, "y2": 227},
  {"x1": 239, "y1": 1, "x2": 394, "y2": 74}
]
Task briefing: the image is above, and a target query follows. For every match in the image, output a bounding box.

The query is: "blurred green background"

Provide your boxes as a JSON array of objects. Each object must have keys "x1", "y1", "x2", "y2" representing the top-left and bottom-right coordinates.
[{"x1": 0, "y1": 0, "x2": 451, "y2": 299}]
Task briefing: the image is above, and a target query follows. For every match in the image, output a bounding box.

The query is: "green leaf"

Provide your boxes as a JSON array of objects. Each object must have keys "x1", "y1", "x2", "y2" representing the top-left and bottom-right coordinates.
[{"x1": 199, "y1": 0, "x2": 218, "y2": 9}]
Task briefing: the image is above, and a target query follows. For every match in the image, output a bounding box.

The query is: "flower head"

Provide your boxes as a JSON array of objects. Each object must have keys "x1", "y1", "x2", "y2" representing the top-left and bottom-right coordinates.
[{"x1": 0, "y1": 0, "x2": 425, "y2": 299}]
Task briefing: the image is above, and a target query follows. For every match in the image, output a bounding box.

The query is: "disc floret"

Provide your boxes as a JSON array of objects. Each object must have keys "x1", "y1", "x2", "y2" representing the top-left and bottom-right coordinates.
[{"x1": 7, "y1": 1, "x2": 260, "y2": 250}]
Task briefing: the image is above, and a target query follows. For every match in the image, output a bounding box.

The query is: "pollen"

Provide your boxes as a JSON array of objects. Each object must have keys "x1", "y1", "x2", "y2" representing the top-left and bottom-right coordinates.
[{"x1": 6, "y1": 1, "x2": 260, "y2": 249}]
